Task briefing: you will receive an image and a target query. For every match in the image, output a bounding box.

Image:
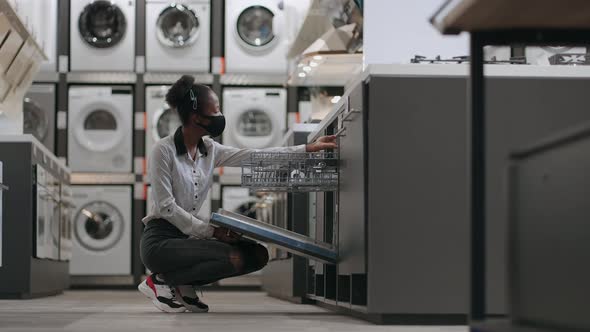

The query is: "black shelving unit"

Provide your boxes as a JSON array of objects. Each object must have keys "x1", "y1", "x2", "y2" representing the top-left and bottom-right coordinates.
[{"x1": 432, "y1": 1, "x2": 590, "y2": 331}]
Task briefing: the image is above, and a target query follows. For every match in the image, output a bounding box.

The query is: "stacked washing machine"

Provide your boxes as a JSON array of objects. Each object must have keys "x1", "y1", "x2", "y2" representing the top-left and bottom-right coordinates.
[
  {"x1": 145, "y1": 1, "x2": 211, "y2": 72},
  {"x1": 67, "y1": 86, "x2": 134, "y2": 277},
  {"x1": 220, "y1": 87, "x2": 287, "y2": 181},
  {"x1": 225, "y1": 0, "x2": 289, "y2": 74},
  {"x1": 70, "y1": 0, "x2": 136, "y2": 71}
]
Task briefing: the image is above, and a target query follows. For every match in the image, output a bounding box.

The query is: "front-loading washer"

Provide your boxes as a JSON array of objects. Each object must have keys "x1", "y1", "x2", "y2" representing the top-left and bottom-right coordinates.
[
  {"x1": 145, "y1": 85, "x2": 182, "y2": 167},
  {"x1": 145, "y1": 0, "x2": 211, "y2": 72},
  {"x1": 68, "y1": 86, "x2": 133, "y2": 173},
  {"x1": 70, "y1": 185, "x2": 132, "y2": 275},
  {"x1": 222, "y1": 87, "x2": 286, "y2": 149},
  {"x1": 24, "y1": 84, "x2": 56, "y2": 152},
  {"x1": 70, "y1": 0, "x2": 136, "y2": 71},
  {"x1": 225, "y1": 0, "x2": 288, "y2": 74}
]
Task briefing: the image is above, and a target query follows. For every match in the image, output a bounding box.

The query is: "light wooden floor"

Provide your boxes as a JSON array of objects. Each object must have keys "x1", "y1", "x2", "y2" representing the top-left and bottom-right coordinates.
[{"x1": 0, "y1": 290, "x2": 468, "y2": 332}]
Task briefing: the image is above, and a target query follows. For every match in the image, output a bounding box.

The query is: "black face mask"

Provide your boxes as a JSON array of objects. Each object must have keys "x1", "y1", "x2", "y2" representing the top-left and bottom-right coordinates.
[{"x1": 195, "y1": 114, "x2": 226, "y2": 138}]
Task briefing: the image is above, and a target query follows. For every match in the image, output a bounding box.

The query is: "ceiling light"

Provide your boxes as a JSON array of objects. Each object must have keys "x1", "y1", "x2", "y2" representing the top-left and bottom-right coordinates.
[
  {"x1": 313, "y1": 55, "x2": 323, "y2": 60},
  {"x1": 331, "y1": 96, "x2": 341, "y2": 104},
  {"x1": 309, "y1": 61, "x2": 318, "y2": 67},
  {"x1": 298, "y1": 72, "x2": 306, "y2": 78},
  {"x1": 302, "y1": 66, "x2": 312, "y2": 73}
]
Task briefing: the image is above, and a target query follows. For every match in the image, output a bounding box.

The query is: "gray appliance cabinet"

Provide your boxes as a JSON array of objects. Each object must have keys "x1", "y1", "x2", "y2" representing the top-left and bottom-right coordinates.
[{"x1": 0, "y1": 135, "x2": 70, "y2": 298}]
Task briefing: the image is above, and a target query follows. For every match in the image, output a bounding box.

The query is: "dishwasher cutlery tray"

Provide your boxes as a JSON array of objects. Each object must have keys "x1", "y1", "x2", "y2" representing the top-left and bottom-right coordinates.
[{"x1": 241, "y1": 152, "x2": 339, "y2": 192}]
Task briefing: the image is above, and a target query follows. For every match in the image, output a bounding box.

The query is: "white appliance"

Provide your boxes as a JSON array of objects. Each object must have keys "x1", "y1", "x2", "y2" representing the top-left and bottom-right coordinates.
[
  {"x1": 24, "y1": 84, "x2": 56, "y2": 152},
  {"x1": 222, "y1": 87, "x2": 286, "y2": 149},
  {"x1": 224, "y1": 0, "x2": 288, "y2": 74},
  {"x1": 146, "y1": 185, "x2": 212, "y2": 222},
  {"x1": 71, "y1": 185, "x2": 132, "y2": 275},
  {"x1": 68, "y1": 86, "x2": 133, "y2": 173},
  {"x1": 0, "y1": 162, "x2": 5, "y2": 267},
  {"x1": 70, "y1": 0, "x2": 136, "y2": 71},
  {"x1": 145, "y1": 85, "x2": 181, "y2": 164},
  {"x1": 221, "y1": 186, "x2": 258, "y2": 219},
  {"x1": 59, "y1": 185, "x2": 73, "y2": 261},
  {"x1": 145, "y1": 0, "x2": 211, "y2": 72}
]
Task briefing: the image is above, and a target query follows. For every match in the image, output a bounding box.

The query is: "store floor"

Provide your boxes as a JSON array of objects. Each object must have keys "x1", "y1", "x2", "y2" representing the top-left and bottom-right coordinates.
[{"x1": 0, "y1": 290, "x2": 467, "y2": 332}]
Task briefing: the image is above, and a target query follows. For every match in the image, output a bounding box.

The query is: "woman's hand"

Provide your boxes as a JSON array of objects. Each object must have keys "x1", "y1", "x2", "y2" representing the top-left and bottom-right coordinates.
[
  {"x1": 306, "y1": 135, "x2": 338, "y2": 152},
  {"x1": 213, "y1": 227, "x2": 242, "y2": 244}
]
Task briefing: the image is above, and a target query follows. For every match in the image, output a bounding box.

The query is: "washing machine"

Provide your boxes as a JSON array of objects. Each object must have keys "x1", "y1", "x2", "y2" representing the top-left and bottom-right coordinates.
[
  {"x1": 23, "y1": 84, "x2": 56, "y2": 152},
  {"x1": 222, "y1": 87, "x2": 286, "y2": 149},
  {"x1": 225, "y1": 0, "x2": 288, "y2": 74},
  {"x1": 70, "y1": 0, "x2": 136, "y2": 71},
  {"x1": 68, "y1": 86, "x2": 133, "y2": 173},
  {"x1": 70, "y1": 185, "x2": 132, "y2": 275},
  {"x1": 146, "y1": 185, "x2": 212, "y2": 222},
  {"x1": 145, "y1": 0, "x2": 210, "y2": 72},
  {"x1": 221, "y1": 186, "x2": 258, "y2": 219},
  {"x1": 145, "y1": 85, "x2": 182, "y2": 165}
]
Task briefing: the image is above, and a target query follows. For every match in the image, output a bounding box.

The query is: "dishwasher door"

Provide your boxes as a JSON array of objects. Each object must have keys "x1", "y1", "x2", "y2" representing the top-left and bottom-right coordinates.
[{"x1": 211, "y1": 209, "x2": 338, "y2": 264}]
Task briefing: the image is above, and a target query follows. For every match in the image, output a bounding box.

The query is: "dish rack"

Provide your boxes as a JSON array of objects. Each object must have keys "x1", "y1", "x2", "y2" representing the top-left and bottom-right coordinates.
[{"x1": 241, "y1": 152, "x2": 339, "y2": 192}]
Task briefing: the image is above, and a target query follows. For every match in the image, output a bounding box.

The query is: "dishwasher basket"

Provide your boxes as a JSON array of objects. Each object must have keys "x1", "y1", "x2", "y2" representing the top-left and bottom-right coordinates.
[{"x1": 241, "y1": 152, "x2": 339, "y2": 192}]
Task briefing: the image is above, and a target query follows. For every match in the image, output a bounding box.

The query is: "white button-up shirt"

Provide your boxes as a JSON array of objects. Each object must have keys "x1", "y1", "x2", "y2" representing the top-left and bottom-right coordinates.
[{"x1": 142, "y1": 127, "x2": 306, "y2": 238}]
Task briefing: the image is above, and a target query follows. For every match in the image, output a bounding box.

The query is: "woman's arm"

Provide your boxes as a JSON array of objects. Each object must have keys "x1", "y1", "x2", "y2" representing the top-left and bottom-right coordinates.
[
  {"x1": 213, "y1": 135, "x2": 338, "y2": 168},
  {"x1": 149, "y1": 144, "x2": 215, "y2": 238}
]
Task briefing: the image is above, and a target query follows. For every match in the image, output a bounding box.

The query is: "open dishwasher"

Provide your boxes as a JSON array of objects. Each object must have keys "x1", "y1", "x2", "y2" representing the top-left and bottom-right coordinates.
[{"x1": 210, "y1": 150, "x2": 340, "y2": 265}]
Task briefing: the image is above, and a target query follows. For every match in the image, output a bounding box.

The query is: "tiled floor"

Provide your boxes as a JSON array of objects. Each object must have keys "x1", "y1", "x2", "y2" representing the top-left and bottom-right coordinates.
[{"x1": 0, "y1": 290, "x2": 467, "y2": 332}]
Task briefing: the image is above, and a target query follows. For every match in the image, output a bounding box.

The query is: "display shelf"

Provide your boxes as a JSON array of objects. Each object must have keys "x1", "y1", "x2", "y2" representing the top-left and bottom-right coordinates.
[
  {"x1": 219, "y1": 73, "x2": 287, "y2": 86},
  {"x1": 70, "y1": 173, "x2": 135, "y2": 185},
  {"x1": 66, "y1": 72, "x2": 137, "y2": 84},
  {"x1": 288, "y1": 52, "x2": 362, "y2": 87},
  {"x1": 143, "y1": 72, "x2": 214, "y2": 85}
]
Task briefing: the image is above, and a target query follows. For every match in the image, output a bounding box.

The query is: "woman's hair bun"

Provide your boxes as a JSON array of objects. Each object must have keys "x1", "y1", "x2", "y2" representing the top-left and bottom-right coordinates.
[{"x1": 166, "y1": 75, "x2": 195, "y2": 108}]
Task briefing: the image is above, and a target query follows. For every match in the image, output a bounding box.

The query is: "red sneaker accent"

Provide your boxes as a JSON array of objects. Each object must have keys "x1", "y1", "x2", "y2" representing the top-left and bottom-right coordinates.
[{"x1": 146, "y1": 276, "x2": 157, "y2": 296}]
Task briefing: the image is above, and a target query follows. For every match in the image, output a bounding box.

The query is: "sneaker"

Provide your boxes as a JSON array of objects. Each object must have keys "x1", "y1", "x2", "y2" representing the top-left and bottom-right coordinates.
[
  {"x1": 138, "y1": 275, "x2": 186, "y2": 313},
  {"x1": 174, "y1": 285, "x2": 209, "y2": 313}
]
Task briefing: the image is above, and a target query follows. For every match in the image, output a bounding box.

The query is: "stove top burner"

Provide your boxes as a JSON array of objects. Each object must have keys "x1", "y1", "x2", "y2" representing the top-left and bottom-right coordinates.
[
  {"x1": 549, "y1": 53, "x2": 590, "y2": 65},
  {"x1": 411, "y1": 55, "x2": 527, "y2": 65}
]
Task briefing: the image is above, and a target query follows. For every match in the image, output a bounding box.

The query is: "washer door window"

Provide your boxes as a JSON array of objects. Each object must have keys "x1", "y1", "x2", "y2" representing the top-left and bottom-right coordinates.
[
  {"x1": 233, "y1": 108, "x2": 277, "y2": 149},
  {"x1": 152, "y1": 108, "x2": 181, "y2": 142},
  {"x1": 236, "y1": 6, "x2": 275, "y2": 48},
  {"x1": 74, "y1": 103, "x2": 124, "y2": 153},
  {"x1": 237, "y1": 109, "x2": 273, "y2": 137},
  {"x1": 23, "y1": 98, "x2": 48, "y2": 142},
  {"x1": 75, "y1": 201, "x2": 124, "y2": 252},
  {"x1": 79, "y1": 0, "x2": 127, "y2": 48},
  {"x1": 156, "y1": 4, "x2": 200, "y2": 48}
]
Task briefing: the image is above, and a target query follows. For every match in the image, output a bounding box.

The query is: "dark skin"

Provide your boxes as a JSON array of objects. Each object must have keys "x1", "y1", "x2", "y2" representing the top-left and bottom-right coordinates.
[{"x1": 182, "y1": 88, "x2": 338, "y2": 244}]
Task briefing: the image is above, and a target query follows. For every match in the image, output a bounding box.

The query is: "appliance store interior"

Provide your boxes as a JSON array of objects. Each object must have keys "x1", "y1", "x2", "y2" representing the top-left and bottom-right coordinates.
[{"x1": 0, "y1": 0, "x2": 588, "y2": 331}]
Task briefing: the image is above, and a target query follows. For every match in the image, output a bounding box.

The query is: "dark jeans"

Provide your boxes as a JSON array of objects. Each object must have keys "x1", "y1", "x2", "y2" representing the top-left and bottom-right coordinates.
[{"x1": 140, "y1": 219, "x2": 269, "y2": 286}]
